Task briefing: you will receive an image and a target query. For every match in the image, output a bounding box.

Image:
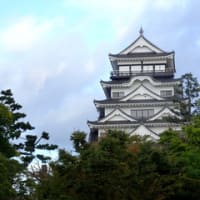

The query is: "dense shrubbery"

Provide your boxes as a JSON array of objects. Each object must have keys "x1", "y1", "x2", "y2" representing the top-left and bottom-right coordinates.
[{"x1": 35, "y1": 126, "x2": 200, "y2": 200}]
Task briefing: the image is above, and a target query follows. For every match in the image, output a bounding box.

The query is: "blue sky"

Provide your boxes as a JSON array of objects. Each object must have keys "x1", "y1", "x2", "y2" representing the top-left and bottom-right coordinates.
[{"x1": 0, "y1": 0, "x2": 199, "y2": 150}]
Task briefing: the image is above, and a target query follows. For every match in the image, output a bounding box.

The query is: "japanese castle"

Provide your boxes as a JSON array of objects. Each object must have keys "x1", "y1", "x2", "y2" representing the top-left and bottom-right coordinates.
[{"x1": 88, "y1": 29, "x2": 182, "y2": 142}]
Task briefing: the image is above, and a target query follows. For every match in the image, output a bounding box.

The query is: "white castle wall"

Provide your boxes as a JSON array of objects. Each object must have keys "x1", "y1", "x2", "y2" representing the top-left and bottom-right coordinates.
[
  {"x1": 111, "y1": 80, "x2": 175, "y2": 98},
  {"x1": 104, "y1": 106, "x2": 165, "y2": 117}
]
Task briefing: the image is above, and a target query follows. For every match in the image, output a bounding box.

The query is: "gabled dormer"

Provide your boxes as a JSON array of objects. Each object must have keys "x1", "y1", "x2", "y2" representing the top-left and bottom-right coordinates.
[
  {"x1": 120, "y1": 28, "x2": 164, "y2": 54},
  {"x1": 109, "y1": 28, "x2": 175, "y2": 80}
]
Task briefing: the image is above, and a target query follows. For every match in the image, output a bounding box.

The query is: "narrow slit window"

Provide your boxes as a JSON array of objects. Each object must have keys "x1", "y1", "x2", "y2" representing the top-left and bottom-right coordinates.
[{"x1": 112, "y1": 91, "x2": 125, "y2": 98}]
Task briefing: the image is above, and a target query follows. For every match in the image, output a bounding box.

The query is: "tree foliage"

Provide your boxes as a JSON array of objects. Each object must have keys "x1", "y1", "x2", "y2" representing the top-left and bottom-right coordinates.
[
  {"x1": 0, "y1": 89, "x2": 57, "y2": 164},
  {"x1": 35, "y1": 126, "x2": 200, "y2": 200},
  {"x1": 0, "y1": 89, "x2": 57, "y2": 199},
  {"x1": 181, "y1": 73, "x2": 200, "y2": 118}
]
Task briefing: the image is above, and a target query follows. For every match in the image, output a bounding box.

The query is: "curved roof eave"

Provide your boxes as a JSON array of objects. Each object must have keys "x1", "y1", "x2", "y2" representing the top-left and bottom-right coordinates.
[{"x1": 109, "y1": 34, "x2": 167, "y2": 56}]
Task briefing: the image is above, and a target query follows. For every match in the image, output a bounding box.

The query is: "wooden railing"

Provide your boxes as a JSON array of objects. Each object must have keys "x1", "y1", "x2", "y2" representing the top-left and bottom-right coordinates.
[{"x1": 111, "y1": 68, "x2": 174, "y2": 78}]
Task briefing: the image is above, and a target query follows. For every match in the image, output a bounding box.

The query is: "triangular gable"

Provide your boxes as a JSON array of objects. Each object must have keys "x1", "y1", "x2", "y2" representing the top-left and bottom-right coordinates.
[
  {"x1": 131, "y1": 45, "x2": 154, "y2": 53},
  {"x1": 120, "y1": 35, "x2": 164, "y2": 55},
  {"x1": 100, "y1": 108, "x2": 136, "y2": 122},
  {"x1": 101, "y1": 76, "x2": 180, "y2": 88},
  {"x1": 148, "y1": 107, "x2": 181, "y2": 121},
  {"x1": 129, "y1": 93, "x2": 154, "y2": 100},
  {"x1": 129, "y1": 125, "x2": 159, "y2": 139},
  {"x1": 120, "y1": 84, "x2": 163, "y2": 101}
]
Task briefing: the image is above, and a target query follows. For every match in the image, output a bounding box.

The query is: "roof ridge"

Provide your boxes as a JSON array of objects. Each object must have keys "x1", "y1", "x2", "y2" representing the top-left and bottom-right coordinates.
[{"x1": 116, "y1": 34, "x2": 166, "y2": 55}]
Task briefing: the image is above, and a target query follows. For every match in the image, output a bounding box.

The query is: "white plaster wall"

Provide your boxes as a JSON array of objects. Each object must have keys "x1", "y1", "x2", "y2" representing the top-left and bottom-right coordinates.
[
  {"x1": 104, "y1": 106, "x2": 174, "y2": 118},
  {"x1": 104, "y1": 106, "x2": 177, "y2": 124},
  {"x1": 127, "y1": 93, "x2": 154, "y2": 100},
  {"x1": 111, "y1": 78, "x2": 175, "y2": 98},
  {"x1": 131, "y1": 46, "x2": 152, "y2": 53},
  {"x1": 111, "y1": 80, "x2": 141, "y2": 96},
  {"x1": 107, "y1": 114, "x2": 127, "y2": 121},
  {"x1": 121, "y1": 85, "x2": 163, "y2": 100},
  {"x1": 130, "y1": 125, "x2": 159, "y2": 139},
  {"x1": 121, "y1": 106, "x2": 162, "y2": 115},
  {"x1": 121, "y1": 37, "x2": 162, "y2": 54},
  {"x1": 150, "y1": 126, "x2": 168, "y2": 134},
  {"x1": 105, "y1": 108, "x2": 115, "y2": 116}
]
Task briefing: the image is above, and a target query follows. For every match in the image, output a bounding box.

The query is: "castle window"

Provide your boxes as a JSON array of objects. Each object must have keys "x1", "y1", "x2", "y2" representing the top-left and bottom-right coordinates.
[
  {"x1": 112, "y1": 91, "x2": 124, "y2": 98},
  {"x1": 155, "y1": 64, "x2": 165, "y2": 72},
  {"x1": 131, "y1": 65, "x2": 141, "y2": 72},
  {"x1": 143, "y1": 65, "x2": 153, "y2": 72},
  {"x1": 131, "y1": 109, "x2": 154, "y2": 119},
  {"x1": 160, "y1": 90, "x2": 172, "y2": 97},
  {"x1": 119, "y1": 66, "x2": 129, "y2": 72}
]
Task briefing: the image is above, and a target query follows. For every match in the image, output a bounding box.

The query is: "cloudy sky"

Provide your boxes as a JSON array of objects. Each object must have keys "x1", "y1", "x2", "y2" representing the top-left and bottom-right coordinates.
[{"x1": 0, "y1": 0, "x2": 200, "y2": 150}]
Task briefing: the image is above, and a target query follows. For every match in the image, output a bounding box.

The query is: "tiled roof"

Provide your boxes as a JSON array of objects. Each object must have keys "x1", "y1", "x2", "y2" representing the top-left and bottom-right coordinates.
[
  {"x1": 101, "y1": 77, "x2": 181, "y2": 85},
  {"x1": 87, "y1": 119, "x2": 179, "y2": 125},
  {"x1": 94, "y1": 99, "x2": 175, "y2": 104},
  {"x1": 109, "y1": 51, "x2": 174, "y2": 58}
]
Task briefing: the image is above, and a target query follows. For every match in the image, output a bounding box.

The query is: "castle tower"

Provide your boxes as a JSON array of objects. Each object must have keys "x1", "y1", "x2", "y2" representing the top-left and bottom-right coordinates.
[{"x1": 88, "y1": 29, "x2": 182, "y2": 142}]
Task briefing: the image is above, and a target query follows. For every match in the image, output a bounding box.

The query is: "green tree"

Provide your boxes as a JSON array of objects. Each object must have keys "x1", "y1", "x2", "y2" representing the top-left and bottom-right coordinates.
[
  {"x1": 36, "y1": 126, "x2": 200, "y2": 200},
  {"x1": 36, "y1": 130, "x2": 138, "y2": 200},
  {"x1": 181, "y1": 73, "x2": 200, "y2": 117},
  {"x1": 193, "y1": 98, "x2": 200, "y2": 115},
  {"x1": 158, "y1": 123, "x2": 200, "y2": 199},
  {"x1": 0, "y1": 89, "x2": 57, "y2": 199},
  {"x1": 0, "y1": 153, "x2": 23, "y2": 200},
  {"x1": 0, "y1": 89, "x2": 57, "y2": 164}
]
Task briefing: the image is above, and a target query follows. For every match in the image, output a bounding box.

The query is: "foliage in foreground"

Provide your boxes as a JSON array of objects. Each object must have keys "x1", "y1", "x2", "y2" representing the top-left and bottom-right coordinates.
[
  {"x1": 36, "y1": 121, "x2": 200, "y2": 200},
  {"x1": 0, "y1": 89, "x2": 57, "y2": 199},
  {"x1": 0, "y1": 71, "x2": 200, "y2": 199}
]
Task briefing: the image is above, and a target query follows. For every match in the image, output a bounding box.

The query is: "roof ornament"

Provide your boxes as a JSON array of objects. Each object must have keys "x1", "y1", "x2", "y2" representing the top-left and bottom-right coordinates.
[{"x1": 139, "y1": 27, "x2": 144, "y2": 36}]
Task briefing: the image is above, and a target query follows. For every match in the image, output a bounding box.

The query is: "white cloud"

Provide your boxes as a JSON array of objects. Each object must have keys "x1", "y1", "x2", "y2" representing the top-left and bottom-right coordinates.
[
  {"x1": 64, "y1": 0, "x2": 147, "y2": 13},
  {"x1": 0, "y1": 16, "x2": 63, "y2": 51},
  {"x1": 154, "y1": 0, "x2": 189, "y2": 10},
  {"x1": 196, "y1": 38, "x2": 200, "y2": 47},
  {"x1": 47, "y1": 94, "x2": 92, "y2": 123},
  {"x1": 63, "y1": 0, "x2": 148, "y2": 38},
  {"x1": 84, "y1": 59, "x2": 96, "y2": 74},
  {"x1": 27, "y1": 60, "x2": 68, "y2": 93}
]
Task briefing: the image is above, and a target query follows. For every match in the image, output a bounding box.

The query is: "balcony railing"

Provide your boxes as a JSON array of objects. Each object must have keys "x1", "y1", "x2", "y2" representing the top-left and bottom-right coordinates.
[{"x1": 111, "y1": 68, "x2": 174, "y2": 79}]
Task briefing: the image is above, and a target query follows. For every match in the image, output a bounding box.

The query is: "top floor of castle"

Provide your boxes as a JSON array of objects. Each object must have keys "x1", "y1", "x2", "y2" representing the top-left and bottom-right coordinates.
[{"x1": 109, "y1": 28, "x2": 175, "y2": 80}]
